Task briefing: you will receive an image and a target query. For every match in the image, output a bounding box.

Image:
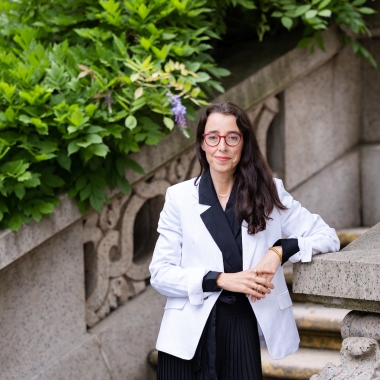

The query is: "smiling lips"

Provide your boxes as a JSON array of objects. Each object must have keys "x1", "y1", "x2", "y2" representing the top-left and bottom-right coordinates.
[{"x1": 214, "y1": 156, "x2": 230, "y2": 162}]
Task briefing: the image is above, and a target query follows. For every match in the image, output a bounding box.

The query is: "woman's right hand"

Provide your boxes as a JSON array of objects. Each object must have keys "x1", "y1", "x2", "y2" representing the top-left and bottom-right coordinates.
[{"x1": 216, "y1": 269, "x2": 275, "y2": 302}]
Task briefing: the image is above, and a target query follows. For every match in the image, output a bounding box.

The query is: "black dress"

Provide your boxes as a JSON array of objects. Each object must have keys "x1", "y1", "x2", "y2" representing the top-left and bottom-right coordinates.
[{"x1": 157, "y1": 171, "x2": 299, "y2": 380}]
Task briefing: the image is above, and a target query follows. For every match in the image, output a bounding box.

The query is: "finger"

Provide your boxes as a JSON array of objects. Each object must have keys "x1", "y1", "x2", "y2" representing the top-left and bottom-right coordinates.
[
  {"x1": 244, "y1": 280, "x2": 271, "y2": 294},
  {"x1": 254, "y1": 277, "x2": 275, "y2": 289},
  {"x1": 255, "y1": 268, "x2": 276, "y2": 275}
]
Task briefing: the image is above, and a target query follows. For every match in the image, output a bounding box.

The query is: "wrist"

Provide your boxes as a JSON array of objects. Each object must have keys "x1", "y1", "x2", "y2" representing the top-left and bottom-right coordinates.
[
  {"x1": 269, "y1": 246, "x2": 282, "y2": 262},
  {"x1": 216, "y1": 273, "x2": 225, "y2": 288}
]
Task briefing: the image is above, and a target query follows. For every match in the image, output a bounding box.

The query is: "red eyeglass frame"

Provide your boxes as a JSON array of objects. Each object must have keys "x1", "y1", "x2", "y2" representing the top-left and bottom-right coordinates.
[{"x1": 202, "y1": 133, "x2": 243, "y2": 147}]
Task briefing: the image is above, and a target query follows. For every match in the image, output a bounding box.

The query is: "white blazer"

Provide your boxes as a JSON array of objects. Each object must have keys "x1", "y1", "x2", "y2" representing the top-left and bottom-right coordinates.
[{"x1": 149, "y1": 177, "x2": 339, "y2": 360}]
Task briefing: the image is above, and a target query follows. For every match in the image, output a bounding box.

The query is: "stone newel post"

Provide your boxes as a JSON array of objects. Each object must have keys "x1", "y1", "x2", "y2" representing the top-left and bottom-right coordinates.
[{"x1": 293, "y1": 222, "x2": 380, "y2": 379}]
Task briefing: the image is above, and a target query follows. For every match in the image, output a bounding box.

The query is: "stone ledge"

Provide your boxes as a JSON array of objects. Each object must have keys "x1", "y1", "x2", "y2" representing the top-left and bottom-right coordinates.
[{"x1": 293, "y1": 222, "x2": 380, "y2": 312}]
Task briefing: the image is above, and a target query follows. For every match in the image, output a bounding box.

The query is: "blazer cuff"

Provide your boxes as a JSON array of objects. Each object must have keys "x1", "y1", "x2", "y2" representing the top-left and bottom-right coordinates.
[
  {"x1": 202, "y1": 271, "x2": 222, "y2": 292},
  {"x1": 272, "y1": 239, "x2": 299, "y2": 265},
  {"x1": 187, "y1": 267, "x2": 210, "y2": 305},
  {"x1": 288, "y1": 236, "x2": 313, "y2": 263}
]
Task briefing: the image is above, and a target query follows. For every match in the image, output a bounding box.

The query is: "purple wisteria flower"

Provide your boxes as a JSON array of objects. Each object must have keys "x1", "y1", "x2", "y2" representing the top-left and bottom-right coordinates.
[{"x1": 166, "y1": 92, "x2": 187, "y2": 130}]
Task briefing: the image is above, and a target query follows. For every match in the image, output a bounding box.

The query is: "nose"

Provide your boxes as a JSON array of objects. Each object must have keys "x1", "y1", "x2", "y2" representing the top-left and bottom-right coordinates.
[{"x1": 218, "y1": 137, "x2": 227, "y2": 151}]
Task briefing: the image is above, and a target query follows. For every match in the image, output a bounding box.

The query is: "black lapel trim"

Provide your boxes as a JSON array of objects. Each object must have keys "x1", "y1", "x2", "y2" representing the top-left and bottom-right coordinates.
[{"x1": 199, "y1": 171, "x2": 242, "y2": 273}]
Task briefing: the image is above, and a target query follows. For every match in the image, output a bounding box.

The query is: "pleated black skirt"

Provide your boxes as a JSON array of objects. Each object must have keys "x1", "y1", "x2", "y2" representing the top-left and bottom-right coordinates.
[{"x1": 157, "y1": 294, "x2": 262, "y2": 380}]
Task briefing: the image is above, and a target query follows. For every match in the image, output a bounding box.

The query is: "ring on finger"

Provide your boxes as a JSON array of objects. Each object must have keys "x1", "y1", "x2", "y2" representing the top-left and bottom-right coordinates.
[{"x1": 254, "y1": 283, "x2": 258, "y2": 291}]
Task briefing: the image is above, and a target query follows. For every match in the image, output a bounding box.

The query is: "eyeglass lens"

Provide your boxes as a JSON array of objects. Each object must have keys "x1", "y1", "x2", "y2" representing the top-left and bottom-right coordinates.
[{"x1": 205, "y1": 133, "x2": 241, "y2": 146}]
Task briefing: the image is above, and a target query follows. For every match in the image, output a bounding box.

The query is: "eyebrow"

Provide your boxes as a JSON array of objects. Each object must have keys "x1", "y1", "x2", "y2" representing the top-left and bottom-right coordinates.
[{"x1": 206, "y1": 130, "x2": 240, "y2": 134}]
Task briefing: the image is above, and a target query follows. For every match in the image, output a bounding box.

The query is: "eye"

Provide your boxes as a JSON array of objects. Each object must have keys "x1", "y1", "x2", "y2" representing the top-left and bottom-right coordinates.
[
  {"x1": 227, "y1": 134, "x2": 239, "y2": 141},
  {"x1": 207, "y1": 135, "x2": 218, "y2": 141}
]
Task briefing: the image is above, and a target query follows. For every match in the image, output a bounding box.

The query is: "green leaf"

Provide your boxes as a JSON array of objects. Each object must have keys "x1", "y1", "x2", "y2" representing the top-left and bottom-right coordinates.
[
  {"x1": 14, "y1": 183, "x2": 26, "y2": 200},
  {"x1": 281, "y1": 17, "x2": 293, "y2": 29},
  {"x1": 163, "y1": 117, "x2": 174, "y2": 130},
  {"x1": 297, "y1": 37, "x2": 313, "y2": 48},
  {"x1": 80, "y1": 183, "x2": 92, "y2": 201},
  {"x1": 89, "y1": 193, "x2": 103, "y2": 212},
  {"x1": 206, "y1": 67, "x2": 231, "y2": 78},
  {"x1": 9, "y1": 214, "x2": 23, "y2": 231},
  {"x1": 92, "y1": 143, "x2": 110, "y2": 157},
  {"x1": 57, "y1": 150, "x2": 72, "y2": 171},
  {"x1": 125, "y1": 157, "x2": 144, "y2": 174},
  {"x1": 68, "y1": 141, "x2": 81, "y2": 156},
  {"x1": 194, "y1": 72, "x2": 211, "y2": 83},
  {"x1": 358, "y1": 7, "x2": 376, "y2": 14},
  {"x1": 85, "y1": 104, "x2": 97, "y2": 117},
  {"x1": 125, "y1": 115, "x2": 137, "y2": 130},
  {"x1": 318, "y1": 9, "x2": 331, "y2": 17},
  {"x1": 44, "y1": 174, "x2": 65, "y2": 188},
  {"x1": 305, "y1": 10, "x2": 318, "y2": 18},
  {"x1": 352, "y1": 0, "x2": 366, "y2": 5},
  {"x1": 317, "y1": 0, "x2": 331, "y2": 10},
  {"x1": 5, "y1": 107, "x2": 15, "y2": 122},
  {"x1": 39, "y1": 202, "x2": 54, "y2": 214},
  {"x1": 116, "y1": 176, "x2": 131, "y2": 195}
]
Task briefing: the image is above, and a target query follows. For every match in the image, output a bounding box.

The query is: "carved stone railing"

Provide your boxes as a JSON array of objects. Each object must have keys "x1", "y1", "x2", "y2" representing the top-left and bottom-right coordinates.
[{"x1": 293, "y1": 222, "x2": 380, "y2": 379}]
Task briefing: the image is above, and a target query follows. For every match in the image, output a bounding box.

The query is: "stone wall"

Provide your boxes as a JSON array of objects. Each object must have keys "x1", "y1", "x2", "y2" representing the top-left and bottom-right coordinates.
[{"x1": 1, "y1": 27, "x2": 379, "y2": 379}]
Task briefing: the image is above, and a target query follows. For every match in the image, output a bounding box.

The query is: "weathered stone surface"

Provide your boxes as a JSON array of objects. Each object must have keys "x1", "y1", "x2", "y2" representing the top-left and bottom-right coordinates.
[
  {"x1": 311, "y1": 337, "x2": 380, "y2": 380},
  {"x1": 216, "y1": 27, "x2": 343, "y2": 111},
  {"x1": 362, "y1": 38, "x2": 380, "y2": 143},
  {"x1": 337, "y1": 227, "x2": 369, "y2": 248},
  {"x1": 0, "y1": 221, "x2": 86, "y2": 380},
  {"x1": 342, "y1": 221, "x2": 380, "y2": 253},
  {"x1": 293, "y1": 248, "x2": 380, "y2": 306},
  {"x1": 341, "y1": 311, "x2": 380, "y2": 341},
  {"x1": 90, "y1": 285, "x2": 166, "y2": 380},
  {"x1": 284, "y1": 46, "x2": 360, "y2": 190},
  {"x1": 261, "y1": 347, "x2": 341, "y2": 379},
  {"x1": 31, "y1": 335, "x2": 112, "y2": 380},
  {"x1": 0, "y1": 193, "x2": 82, "y2": 271},
  {"x1": 361, "y1": 144, "x2": 380, "y2": 226},
  {"x1": 290, "y1": 151, "x2": 360, "y2": 229}
]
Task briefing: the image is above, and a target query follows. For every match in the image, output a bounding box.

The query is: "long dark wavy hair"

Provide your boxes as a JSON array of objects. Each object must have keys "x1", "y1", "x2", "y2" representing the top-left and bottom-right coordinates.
[{"x1": 195, "y1": 101, "x2": 287, "y2": 235}]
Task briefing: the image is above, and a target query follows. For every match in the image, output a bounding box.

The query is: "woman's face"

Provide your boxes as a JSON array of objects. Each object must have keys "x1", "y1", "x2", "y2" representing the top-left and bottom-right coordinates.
[{"x1": 201, "y1": 112, "x2": 243, "y2": 176}]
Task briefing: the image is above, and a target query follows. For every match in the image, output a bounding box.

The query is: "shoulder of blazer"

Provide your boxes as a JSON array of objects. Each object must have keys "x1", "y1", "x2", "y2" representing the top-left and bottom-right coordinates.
[{"x1": 169, "y1": 177, "x2": 199, "y2": 201}]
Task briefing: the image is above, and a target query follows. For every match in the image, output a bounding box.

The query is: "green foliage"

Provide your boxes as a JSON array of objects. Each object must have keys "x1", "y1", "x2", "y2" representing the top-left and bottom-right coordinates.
[
  {"x1": 0, "y1": 0, "x2": 230, "y2": 231},
  {"x1": 0, "y1": 0, "x2": 376, "y2": 231},
  {"x1": 221, "y1": 0, "x2": 377, "y2": 66}
]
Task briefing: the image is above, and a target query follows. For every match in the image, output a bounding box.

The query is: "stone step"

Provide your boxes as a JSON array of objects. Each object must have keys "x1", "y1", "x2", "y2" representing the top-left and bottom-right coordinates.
[
  {"x1": 261, "y1": 347, "x2": 341, "y2": 379},
  {"x1": 292, "y1": 303, "x2": 349, "y2": 350}
]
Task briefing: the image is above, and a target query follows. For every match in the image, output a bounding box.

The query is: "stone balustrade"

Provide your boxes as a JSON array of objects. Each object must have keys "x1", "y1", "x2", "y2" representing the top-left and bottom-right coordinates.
[{"x1": 293, "y1": 222, "x2": 380, "y2": 379}]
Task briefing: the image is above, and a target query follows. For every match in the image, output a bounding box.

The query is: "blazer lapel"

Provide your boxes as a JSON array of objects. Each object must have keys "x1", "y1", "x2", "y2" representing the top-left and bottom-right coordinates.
[
  {"x1": 242, "y1": 222, "x2": 260, "y2": 270},
  {"x1": 197, "y1": 171, "x2": 242, "y2": 273}
]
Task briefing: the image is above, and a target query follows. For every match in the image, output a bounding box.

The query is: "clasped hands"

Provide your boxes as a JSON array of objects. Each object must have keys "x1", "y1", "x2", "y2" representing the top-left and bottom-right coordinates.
[{"x1": 215, "y1": 246, "x2": 282, "y2": 303}]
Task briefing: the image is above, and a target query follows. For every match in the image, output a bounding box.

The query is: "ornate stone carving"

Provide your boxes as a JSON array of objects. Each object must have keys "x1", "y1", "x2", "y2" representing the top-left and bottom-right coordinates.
[
  {"x1": 247, "y1": 96, "x2": 280, "y2": 159},
  {"x1": 83, "y1": 98, "x2": 278, "y2": 328},
  {"x1": 83, "y1": 148, "x2": 198, "y2": 327},
  {"x1": 312, "y1": 311, "x2": 380, "y2": 379}
]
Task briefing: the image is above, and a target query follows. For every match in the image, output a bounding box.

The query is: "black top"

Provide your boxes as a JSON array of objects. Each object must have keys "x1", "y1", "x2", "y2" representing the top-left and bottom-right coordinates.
[{"x1": 199, "y1": 170, "x2": 299, "y2": 292}]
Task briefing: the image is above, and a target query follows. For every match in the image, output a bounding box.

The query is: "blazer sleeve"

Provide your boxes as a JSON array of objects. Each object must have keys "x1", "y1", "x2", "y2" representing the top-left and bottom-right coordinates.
[
  {"x1": 275, "y1": 179, "x2": 340, "y2": 263},
  {"x1": 149, "y1": 186, "x2": 209, "y2": 305}
]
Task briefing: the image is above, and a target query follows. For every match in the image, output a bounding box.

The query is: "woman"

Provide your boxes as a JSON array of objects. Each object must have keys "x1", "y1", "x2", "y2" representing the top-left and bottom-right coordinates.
[{"x1": 149, "y1": 102, "x2": 339, "y2": 380}]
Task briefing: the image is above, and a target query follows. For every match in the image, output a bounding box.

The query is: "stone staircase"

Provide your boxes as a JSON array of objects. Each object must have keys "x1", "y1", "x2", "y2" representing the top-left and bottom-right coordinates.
[{"x1": 261, "y1": 228, "x2": 369, "y2": 379}]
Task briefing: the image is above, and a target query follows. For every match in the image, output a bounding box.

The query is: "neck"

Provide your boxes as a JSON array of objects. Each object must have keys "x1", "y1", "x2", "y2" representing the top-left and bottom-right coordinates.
[{"x1": 209, "y1": 168, "x2": 234, "y2": 196}]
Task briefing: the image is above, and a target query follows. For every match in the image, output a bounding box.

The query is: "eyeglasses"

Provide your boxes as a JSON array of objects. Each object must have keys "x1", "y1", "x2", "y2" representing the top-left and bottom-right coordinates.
[{"x1": 202, "y1": 133, "x2": 242, "y2": 147}]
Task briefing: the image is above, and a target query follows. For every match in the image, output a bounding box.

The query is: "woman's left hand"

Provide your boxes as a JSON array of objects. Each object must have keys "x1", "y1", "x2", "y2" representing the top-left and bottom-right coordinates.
[{"x1": 249, "y1": 247, "x2": 282, "y2": 302}]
